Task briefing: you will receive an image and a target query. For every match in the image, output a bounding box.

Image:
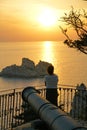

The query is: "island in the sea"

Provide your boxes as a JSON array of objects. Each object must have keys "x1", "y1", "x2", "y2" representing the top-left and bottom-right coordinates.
[{"x1": 0, "y1": 58, "x2": 52, "y2": 78}]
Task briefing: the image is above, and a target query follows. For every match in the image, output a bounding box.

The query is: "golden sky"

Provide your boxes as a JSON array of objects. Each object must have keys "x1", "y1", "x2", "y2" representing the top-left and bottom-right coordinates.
[{"x1": 0, "y1": 0, "x2": 87, "y2": 42}]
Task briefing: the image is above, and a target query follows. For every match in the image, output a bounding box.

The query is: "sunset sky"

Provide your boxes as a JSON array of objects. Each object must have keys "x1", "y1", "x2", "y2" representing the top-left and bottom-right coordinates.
[{"x1": 0, "y1": 0, "x2": 87, "y2": 42}]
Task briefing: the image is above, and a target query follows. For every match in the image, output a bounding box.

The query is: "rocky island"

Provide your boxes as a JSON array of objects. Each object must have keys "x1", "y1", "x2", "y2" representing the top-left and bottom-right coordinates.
[{"x1": 0, "y1": 58, "x2": 52, "y2": 78}]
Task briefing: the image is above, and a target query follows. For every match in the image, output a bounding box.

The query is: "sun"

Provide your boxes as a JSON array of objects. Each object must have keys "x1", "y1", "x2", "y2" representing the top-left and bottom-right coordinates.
[{"x1": 38, "y1": 8, "x2": 57, "y2": 28}]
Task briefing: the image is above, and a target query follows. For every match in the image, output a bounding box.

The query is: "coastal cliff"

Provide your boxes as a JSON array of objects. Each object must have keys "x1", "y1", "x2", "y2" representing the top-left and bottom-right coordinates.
[{"x1": 0, "y1": 58, "x2": 52, "y2": 78}]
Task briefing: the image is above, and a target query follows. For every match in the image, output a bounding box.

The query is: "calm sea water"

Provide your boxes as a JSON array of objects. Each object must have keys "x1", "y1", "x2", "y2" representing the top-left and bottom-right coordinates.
[{"x1": 0, "y1": 41, "x2": 87, "y2": 90}]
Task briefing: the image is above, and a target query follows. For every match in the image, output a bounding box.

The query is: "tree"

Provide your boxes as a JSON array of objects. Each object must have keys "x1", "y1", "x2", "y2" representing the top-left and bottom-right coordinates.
[{"x1": 60, "y1": 7, "x2": 87, "y2": 54}]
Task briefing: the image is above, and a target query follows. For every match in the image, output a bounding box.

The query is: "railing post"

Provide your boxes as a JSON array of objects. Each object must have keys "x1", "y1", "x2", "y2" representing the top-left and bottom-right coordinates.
[{"x1": 11, "y1": 89, "x2": 15, "y2": 128}]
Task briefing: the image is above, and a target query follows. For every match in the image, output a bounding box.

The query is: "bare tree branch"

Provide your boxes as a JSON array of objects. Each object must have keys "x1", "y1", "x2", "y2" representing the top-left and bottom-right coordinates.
[{"x1": 60, "y1": 7, "x2": 87, "y2": 54}]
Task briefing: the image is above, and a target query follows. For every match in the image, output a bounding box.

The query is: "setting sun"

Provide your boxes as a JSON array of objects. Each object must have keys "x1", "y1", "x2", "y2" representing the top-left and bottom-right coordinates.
[
  {"x1": 38, "y1": 8, "x2": 58, "y2": 28},
  {"x1": 0, "y1": 0, "x2": 86, "y2": 41}
]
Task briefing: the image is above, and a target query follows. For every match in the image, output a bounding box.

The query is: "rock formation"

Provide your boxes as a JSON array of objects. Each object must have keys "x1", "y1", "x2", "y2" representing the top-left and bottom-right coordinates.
[{"x1": 0, "y1": 58, "x2": 52, "y2": 78}]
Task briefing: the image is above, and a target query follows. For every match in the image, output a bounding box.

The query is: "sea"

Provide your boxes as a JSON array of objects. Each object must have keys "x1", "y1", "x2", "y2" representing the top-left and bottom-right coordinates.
[{"x1": 0, "y1": 41, "x2": 87, "y2": 91}]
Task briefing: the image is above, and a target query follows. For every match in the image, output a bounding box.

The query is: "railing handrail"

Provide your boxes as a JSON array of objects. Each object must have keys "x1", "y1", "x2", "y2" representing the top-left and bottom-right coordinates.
[{"x1": 1, "y1": 83, "x2": 86, "y2": 94}]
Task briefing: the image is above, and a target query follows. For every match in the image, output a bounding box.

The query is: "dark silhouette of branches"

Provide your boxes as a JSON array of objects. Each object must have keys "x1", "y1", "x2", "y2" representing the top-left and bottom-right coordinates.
[{"x1": 60, "y1": 7, "x2": 87, "y2": 54}]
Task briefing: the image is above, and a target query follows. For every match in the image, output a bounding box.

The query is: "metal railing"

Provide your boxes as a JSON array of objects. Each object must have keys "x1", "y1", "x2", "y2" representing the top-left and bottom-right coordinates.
[{"x1": 0, "y1": 85, "x2": 87, "y2": 130}]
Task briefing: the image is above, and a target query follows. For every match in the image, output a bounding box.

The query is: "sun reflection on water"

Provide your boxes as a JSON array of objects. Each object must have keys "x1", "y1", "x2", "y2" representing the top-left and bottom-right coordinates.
[{"x1": 41, "y1": 41, "x2": 55, "y2": 64}]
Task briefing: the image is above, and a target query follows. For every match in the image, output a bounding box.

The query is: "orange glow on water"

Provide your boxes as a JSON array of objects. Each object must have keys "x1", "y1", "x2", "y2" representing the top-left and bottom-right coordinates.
[{"x1": 41, "y1": 41, "x2": 55, "y2": 64}]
